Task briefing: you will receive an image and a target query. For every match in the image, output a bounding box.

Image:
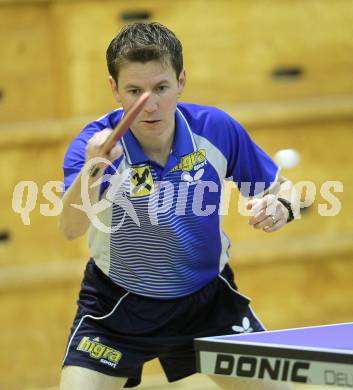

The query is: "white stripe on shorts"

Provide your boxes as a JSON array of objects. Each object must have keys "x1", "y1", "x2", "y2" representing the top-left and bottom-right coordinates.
[
  {"x1": 62, "y1": 291, "x2": 130, "y2": 363},
  {"x1": 218, "y1": 274, "x2": 267, "y2": 330}
]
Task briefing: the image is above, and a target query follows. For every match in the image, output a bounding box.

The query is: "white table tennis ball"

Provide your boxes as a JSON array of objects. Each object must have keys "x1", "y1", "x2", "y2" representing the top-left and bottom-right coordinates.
[{"x1": 274, "y1": 149, "x2": 300, "y2": 169}]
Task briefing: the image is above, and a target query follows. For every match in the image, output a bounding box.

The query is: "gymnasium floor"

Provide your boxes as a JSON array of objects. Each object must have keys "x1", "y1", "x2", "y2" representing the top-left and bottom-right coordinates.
[{"x1": 26, "y1": 374, "x2": 342, "y2": 390}]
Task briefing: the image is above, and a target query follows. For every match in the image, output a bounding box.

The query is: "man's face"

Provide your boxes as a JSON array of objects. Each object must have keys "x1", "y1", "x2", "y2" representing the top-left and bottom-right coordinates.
[{"x1": 110, "y1": 60, "x2": 185, "y2": 144}]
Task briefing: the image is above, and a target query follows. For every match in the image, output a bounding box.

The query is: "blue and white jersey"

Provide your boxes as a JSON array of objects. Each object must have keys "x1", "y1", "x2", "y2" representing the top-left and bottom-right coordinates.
[{"x1": 63, "y1": 103, "x2": 279, "y2": 299}]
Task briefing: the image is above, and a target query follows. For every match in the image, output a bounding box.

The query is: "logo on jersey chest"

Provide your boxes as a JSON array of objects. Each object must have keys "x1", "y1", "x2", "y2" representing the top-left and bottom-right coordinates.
[
  {"x1": 172, "y1": 149, "x2": 207, "y2": 172},
  {"x1": 128, "y1": 149, "x2": 207, "y2": 197},
  {"x1": 130, "y1": 166, "x2": 155, "y2": 197}
]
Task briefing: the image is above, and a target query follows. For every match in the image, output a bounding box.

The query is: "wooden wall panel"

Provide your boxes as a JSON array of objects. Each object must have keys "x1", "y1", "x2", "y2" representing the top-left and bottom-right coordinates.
[
  {"x1": 0, "y1": 3, "x2": 55, "y2": 122},
  {"x1": 157, "y1": 0, "x2": 353, "y2": 104},
  {"x1": 52, "y1": 0, "x2": 353, "y2": 116},
  {"x1": 1, "y1": 282, "x2": 81, "y2": 390},
  {"x1": 48, "y1": 1, "x2": 120, "y2": 117},
  {"x1": 1, "y1": 0, "x2": 353, "y2": 121},
  {"x1": 0, "y1": 119, "x2": 90, "y2": 266},
  {"x1": 235, "y1": 255, "x2": 353, "y2": 330}
]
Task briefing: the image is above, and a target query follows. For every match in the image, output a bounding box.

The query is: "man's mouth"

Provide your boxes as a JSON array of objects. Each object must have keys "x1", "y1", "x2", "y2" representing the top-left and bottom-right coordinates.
[{"x1": 142, "y1": 120, "x2": 161, "y2": 124}]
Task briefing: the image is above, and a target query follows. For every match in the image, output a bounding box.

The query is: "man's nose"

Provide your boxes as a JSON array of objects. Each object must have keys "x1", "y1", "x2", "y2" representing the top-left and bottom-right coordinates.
[{"x1": 143, "y1": 95, "x2": 158, "y2": 113}]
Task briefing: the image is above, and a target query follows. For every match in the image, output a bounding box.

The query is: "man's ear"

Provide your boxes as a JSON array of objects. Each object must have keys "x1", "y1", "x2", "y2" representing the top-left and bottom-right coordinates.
[
  {"x1": 177, "y1": 69, "x2": 186, "y2": 95},
  {"x1": 109, "y1": 75, "x2": 121, "y2": 103}
]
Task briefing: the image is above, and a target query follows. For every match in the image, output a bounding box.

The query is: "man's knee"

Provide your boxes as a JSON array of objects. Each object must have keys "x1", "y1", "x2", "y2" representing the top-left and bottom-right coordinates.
[{"x1": 60, "y1": 365, "x2": 127, "y2": 390}]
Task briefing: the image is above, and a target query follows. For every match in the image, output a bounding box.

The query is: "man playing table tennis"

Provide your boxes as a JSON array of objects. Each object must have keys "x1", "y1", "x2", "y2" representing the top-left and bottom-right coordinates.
[{"x1": 59, "y1": 22, "x2": 297, "y2": 389}]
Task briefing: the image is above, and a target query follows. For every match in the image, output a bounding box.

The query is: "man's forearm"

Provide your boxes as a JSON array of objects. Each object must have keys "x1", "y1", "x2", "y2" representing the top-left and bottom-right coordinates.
[{"x1": 59, "y1": 164, "x2": 104, "y2": 240}]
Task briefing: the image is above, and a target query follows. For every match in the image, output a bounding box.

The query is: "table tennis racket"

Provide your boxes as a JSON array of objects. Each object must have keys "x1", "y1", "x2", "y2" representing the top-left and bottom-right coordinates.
[{"x1": 100, "y1": 91, "x2": 151, "y2": 155}]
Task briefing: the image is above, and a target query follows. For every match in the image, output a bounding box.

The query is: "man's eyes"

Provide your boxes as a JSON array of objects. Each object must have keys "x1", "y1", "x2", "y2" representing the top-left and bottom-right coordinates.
[
  {"x1": 156, "y1": 85, "x2": 168, "y2": 93},
  {"x1": 128, "y1": 89, "x2": 141, "y2": 95},
  {"x1": 127, "y1": 85, "x2": 168, "y2": 95}
]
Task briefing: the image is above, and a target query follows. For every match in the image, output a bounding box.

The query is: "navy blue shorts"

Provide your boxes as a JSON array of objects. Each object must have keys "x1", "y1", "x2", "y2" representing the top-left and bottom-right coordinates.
[{"x1": 63, "y1": 259, "x2": 264, "y2": 387}]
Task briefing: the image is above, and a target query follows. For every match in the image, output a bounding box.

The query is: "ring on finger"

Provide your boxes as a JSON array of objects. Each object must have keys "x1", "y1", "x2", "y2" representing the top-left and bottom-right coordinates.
[{"x1": 271, "y1": 215, "x2": 276, "y2": 225}]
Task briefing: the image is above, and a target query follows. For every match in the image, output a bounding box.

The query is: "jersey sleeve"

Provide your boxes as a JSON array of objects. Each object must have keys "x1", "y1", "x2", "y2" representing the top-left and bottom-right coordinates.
[
  {"x1": 63, "y1": 136, "x2": 86, "y2": 192},
  {"x1": 224, "y1": 115, "x2": 279, "y2": 197},
  {"x1": 62, "y1": 119, "x2": 108, "y2": 192}
]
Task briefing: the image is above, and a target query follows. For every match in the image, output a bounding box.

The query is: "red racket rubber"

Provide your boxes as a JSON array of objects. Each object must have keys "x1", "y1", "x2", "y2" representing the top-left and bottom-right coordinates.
[{"x1": 101, "y1": 91, "x2": 151, "y2": 155}]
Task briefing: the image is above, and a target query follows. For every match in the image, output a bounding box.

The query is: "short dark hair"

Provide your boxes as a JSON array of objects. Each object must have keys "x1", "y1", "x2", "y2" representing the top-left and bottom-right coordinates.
[{"x1": 106, "y1": 22, "x2": 183, "y2": 82}]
